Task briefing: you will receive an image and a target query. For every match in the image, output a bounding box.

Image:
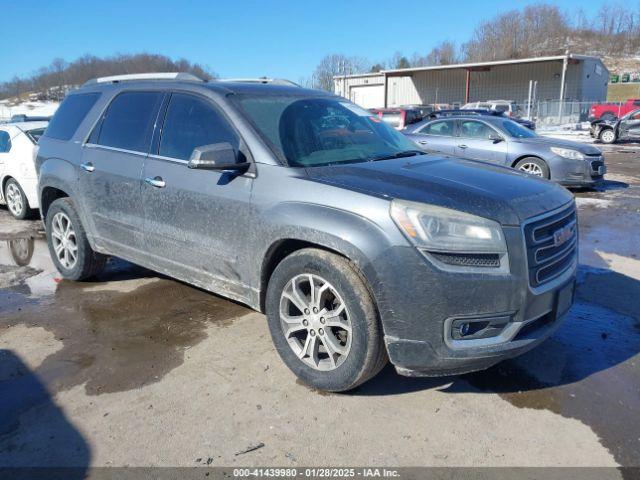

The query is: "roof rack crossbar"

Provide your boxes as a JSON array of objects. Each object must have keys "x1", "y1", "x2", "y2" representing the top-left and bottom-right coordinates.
[
  {"x1": 82, "y1": 72, "x2": 203, "y2": 87},
  {"x1": 217, "y1": 78, "x2": 300, "y2": 87}
]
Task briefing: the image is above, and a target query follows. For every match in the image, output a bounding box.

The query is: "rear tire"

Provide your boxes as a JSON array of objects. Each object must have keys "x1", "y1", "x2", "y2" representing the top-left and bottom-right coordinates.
[
  {"x1": 265, "y1": 248, "x2": 387, "y2": 392},
  {"x1": 45, "y1": 197, "x2": 107, "y2": 280},
  {"x1": 599, "y1": 128, "x2": 617, "y2": 144},
  {"x1": 4, "y1": 179, "x2": 32, "y2": 220},
  {"x1": 514, "y1": 157, "x2": 549, "y2": 179}
]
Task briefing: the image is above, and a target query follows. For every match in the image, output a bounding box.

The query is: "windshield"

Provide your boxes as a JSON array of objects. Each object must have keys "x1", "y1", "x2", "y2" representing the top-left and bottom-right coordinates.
[
  {"x1": 233, "y1": 95, "x2": 418, "y2": 167},
  {"x1": 501, "y1": 119, "x2": 537, "y2": 138},
  {"x1": 622, "y1": 109, "x2": 640, "y2": 120}
]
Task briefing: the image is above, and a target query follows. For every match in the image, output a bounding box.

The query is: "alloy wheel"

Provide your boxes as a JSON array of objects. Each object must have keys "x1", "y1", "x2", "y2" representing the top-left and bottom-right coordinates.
[
  {"x1": 519, "y1": 162, "x2": 543, "y2": 177},
  {"x1": 601, "y1": 130, "x2": 615, "y2": 143},
  {"x1": 279, "y1": 273, "x2": 352, "y2": 371},
  {"x1": 51, "y1": 212, "x2": 78, "y2": 269},
  {"x1": 5, "y1": 183, "x2": 24, "y2": 217}
]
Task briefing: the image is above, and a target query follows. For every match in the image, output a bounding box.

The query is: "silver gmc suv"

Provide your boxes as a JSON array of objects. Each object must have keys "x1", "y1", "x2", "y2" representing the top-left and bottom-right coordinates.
[{"x1": 36, "y1": 73, "x2": 577, "y2": 391}]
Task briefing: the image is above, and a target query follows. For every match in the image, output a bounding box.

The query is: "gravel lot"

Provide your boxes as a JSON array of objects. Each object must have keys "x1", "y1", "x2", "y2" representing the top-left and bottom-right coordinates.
[{"x1": 1, "y1": 146, "x2": 639, "y2": 470}]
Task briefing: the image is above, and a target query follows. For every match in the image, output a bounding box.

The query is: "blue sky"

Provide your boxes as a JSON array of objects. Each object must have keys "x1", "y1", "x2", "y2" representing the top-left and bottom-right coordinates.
[{"x1": 1, "y1": 0, "x2": 604, "y2": 83}]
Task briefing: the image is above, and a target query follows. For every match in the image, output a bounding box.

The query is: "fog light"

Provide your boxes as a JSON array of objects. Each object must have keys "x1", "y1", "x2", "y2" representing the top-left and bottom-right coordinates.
[{"x1": 459, "y1": 323, "x2": 470, "y2": 336}]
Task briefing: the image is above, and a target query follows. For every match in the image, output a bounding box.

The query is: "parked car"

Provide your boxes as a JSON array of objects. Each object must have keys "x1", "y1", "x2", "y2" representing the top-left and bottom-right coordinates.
[
  {"x1": 400, "y1": 104, "x2": 434, "y2": 118},
  {"x1": 369, "y1": 107, "x2": 424, "y2": 129},
  {"x1": 10, "y1": 114, "x2": 52, "y2": 123},
  {"x1": 0, "y1": 121, "x2": 48, "y2": 219},
  {"x1": 428, "y1": 109, "x2": 536, "y2": 130},
  {"x1": 462, "y1": 100, "x2": 521, "y2": 118},
  {"x1": 590, "y1": 108, "x2": 640, "y2": 144},
  {"x1": 404, "y1": 115, "x2": 605, "y2": 187},
  {"x1": 36, "y1": 73, "x2": 577, "y2": 392},
  {"x1": 589, "y1": 98, "x2": 640, "y2": 121}
]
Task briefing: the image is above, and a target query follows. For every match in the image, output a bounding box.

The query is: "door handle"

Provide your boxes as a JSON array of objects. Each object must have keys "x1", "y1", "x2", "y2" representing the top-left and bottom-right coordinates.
[
  {"x1": 80, "y1": 162, "x2": 95, "y2": 172},
  {"x1": 417, "y1": 140, "x2": 429, "y2": 145},
  {"x1": 458, "y1": 144, "x2": 468, "y2": 149},
  {"x1": 145, "y1": 176, "x2": 166, "y2": 188}
]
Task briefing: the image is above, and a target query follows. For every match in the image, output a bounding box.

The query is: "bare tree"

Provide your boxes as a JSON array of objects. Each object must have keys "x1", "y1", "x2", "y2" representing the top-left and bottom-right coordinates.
[{"x1": 309, "y1": 54, "x2": 370, "y2": 91}]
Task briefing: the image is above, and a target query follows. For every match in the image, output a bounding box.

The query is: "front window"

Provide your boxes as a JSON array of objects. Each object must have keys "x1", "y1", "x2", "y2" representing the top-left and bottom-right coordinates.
[
  {"x1": 459, "y1": 120, "x2": 497, "y2": 139},
  {"x1": 233, "y1": 96, "x2": 418, "y2": 167},
  {"x1": 501, "y1": 119, "x2": 537, "y2": 139}
]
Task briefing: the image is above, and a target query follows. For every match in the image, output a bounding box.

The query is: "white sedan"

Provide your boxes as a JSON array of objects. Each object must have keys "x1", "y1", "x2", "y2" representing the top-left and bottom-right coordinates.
[{"x1": 0, "y1": 121, "x2": 47, "y2": 219}]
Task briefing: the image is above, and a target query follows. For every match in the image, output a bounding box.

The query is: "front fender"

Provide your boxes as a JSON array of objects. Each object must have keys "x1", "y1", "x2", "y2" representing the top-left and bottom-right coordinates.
[{"x1": 255, "y1": 201, "x2": 408, "y2": 313}]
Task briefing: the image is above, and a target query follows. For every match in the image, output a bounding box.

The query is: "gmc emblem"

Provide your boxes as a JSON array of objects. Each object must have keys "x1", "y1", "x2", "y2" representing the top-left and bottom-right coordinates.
[{"x1": 553, "y1": 222, "x2": 575, "y2": 247}]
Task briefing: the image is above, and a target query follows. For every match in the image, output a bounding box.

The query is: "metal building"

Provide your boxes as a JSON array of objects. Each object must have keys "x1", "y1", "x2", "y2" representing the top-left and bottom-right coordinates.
[{"x1": 334, "y1": 54, "x2": 609, "y2": 109}]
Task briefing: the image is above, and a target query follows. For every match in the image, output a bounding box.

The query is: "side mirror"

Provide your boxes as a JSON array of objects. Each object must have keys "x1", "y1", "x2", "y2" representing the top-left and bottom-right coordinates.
[
  {"x1": 488, "y1": 133, "x2": 503, "y2": 143},
  {"x1": 187, "y1": 142, "x2": 249, "y2": 172}
]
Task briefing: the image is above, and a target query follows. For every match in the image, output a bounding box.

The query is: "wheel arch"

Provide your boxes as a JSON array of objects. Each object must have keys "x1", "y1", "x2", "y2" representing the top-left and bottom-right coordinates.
[
  {"x1": 510, "y1": 154, "x2": 547, "y2": 169},
  {"x1": 40, "y1": 186, "x2": 70, "y2": 220}
]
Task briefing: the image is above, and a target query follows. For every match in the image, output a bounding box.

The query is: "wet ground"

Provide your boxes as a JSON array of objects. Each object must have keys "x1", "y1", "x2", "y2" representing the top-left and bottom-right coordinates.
[{"x1": 0, "y1": 146, "x2": 639, "y2": 468}]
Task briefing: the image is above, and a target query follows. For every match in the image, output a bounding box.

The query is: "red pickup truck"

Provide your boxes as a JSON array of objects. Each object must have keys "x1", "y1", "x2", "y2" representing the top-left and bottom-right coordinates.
[{"x1": 589, "y1": 98, "x2": 640, "y2": 120}]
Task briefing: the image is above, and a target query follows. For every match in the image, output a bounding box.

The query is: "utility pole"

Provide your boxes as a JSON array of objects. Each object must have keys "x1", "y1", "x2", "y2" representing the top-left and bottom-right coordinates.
[{"x1": 558, "y1": 50, "x2": 569, "y2": 124}]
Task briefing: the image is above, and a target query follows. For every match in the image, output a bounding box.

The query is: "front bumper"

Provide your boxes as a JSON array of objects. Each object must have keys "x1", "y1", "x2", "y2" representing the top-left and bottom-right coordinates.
[
  {"x1": 553, "y1": 156, "x2": 606, "y2": 187},
  {"x1": 366, "y1": 221, "x2": 577, "y2": 377}
]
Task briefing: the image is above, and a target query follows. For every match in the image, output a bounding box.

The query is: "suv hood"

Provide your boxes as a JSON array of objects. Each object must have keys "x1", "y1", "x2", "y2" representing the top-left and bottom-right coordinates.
[
  {"x1": 514, "y1": 136, "x2": 602, "y2": 155},
  {"x1": 305, "y1": 155, "x2": 573, "y2": 226}
]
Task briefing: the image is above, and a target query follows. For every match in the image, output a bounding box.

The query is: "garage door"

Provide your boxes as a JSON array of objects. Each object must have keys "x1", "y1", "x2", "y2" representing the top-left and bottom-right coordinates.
[{"x1": 349, "y1": 85, "x2": 384, "y2": 109}]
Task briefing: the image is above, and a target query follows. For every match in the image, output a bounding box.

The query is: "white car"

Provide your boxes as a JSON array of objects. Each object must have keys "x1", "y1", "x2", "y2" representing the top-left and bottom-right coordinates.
[
  {"x1": 0, "y1": 121, "x2": 47, "y2": 219},
  {"x1": 462, "y1": 100, "x2": 521, "y2": 118}
]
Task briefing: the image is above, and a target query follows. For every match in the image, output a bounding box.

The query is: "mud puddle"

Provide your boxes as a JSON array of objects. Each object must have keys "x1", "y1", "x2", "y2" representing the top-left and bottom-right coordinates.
[{"x1": 0, "y1": 235, "x2": 251, "y2": 402}]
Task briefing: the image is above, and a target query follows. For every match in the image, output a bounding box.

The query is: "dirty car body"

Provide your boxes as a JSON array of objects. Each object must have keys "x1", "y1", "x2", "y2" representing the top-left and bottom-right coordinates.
[
  {"x1": 36, "y1": 76, "x2": 577, "y2": 390},
  {"x1": 404, "y1": 115, "x2": 605, "y2": 187},
  {"x1": 590, "y1": 108, "x2": 640, "y2": 144}
]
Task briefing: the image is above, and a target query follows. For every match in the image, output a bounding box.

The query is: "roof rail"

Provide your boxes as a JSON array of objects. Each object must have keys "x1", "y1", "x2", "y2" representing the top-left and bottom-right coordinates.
[
  {"x1": 82, "y1": 72, "x2": 203, "y2": 87},
  {"x1": 217, "y1": 77, "x2": 301, "y2": 87}
]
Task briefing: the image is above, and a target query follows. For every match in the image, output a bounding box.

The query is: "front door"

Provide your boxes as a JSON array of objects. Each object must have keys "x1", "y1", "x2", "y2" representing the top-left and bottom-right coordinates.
[
  {"x1": 141, "y1": 92, "x2": 253, "y2": 296},
  {"x1": 79, "y1": 90, "x2": 164, "y2": 253},
  {"x1": 455, "y1": 119, "x2": 509, "y2": 165},
  {"x1": 619, "y1": 110, "x2": 640, "y2": 139}
]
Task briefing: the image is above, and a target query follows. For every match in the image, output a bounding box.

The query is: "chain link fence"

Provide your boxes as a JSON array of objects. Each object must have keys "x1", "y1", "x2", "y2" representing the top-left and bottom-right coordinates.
[{"x1": 518, "y1": 100, "x2": 628, "y2": 129}]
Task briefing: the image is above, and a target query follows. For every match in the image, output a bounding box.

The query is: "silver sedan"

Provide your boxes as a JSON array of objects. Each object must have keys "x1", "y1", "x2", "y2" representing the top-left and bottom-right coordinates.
[{"x1": 403, "y1": 115, "x2": 606, "y2": 187}]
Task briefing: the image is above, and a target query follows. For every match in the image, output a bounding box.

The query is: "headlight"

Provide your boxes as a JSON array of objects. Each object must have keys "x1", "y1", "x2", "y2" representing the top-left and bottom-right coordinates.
[
  {"x1": 390, "y1": 199, "x2": 507, "y2": 254},
  {"x1": 550, "y1": 147, "x2": 585, "y2": 160}
]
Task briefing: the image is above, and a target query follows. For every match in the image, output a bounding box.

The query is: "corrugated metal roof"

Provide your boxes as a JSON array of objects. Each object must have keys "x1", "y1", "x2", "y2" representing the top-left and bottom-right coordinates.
[{"x1": 334, "y1": 54, "x2": 607, "y2": 79}]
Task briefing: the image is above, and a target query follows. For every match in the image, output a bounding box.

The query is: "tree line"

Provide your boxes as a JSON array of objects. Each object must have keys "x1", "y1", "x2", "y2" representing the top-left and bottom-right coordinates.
[
  {"x1": 0, "y1": 53, "x2": 216, "y2": 101},
  {"x1": 306, "y1": 2, "x2": 640, "y2": 91}
]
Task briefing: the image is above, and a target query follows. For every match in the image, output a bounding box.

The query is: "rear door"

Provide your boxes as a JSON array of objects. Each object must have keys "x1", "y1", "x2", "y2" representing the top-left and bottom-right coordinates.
[
  {"x1": 455, "y1": 119, "x2": 508, "y2": 165},
  {"x1": 141, "y1": 92, "x2": 253, "y2": 293},
  {"x1": 0, "y1": 128, "x2": 12, "y2": 183},
  {"x1": 80, "y1": 91, "x2": 164, "y2": 253},
  {"x1": 407, "y1": 119, "x2": 457, "y2": 154}
]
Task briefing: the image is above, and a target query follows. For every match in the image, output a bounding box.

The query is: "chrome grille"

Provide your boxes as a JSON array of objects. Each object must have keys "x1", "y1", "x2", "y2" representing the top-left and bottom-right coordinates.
[{"x1": 524, "y1": 204, "x2": 577, "y2": 287}]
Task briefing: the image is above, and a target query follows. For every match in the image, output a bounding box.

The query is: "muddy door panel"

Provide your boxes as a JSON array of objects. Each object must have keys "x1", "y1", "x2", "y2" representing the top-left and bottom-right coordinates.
[
  {"x1": 79, "y1": 146, "x2": 146, "y2": 250},
  {"x1": 141, "y1": 158, "x2": 253, "y2": 290}
]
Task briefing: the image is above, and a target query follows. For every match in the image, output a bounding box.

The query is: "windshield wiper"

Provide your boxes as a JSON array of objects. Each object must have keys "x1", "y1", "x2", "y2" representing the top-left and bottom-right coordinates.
[{"x1": 367, "y1": 150, "x2": 424, "y2": 162}]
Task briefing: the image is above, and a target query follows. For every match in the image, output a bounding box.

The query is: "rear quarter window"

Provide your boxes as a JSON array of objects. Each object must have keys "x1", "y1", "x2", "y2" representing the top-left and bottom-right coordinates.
[
  {"x1": 0, "y1": 130, "x2": 11, "y2": 152},
  {"x1": 44, "y1": 93, "x2": 101, "y2": 141}
]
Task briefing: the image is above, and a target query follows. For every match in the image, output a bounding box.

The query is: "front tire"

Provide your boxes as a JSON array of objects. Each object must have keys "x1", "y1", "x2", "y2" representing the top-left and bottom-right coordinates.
[
  {"x1": 514, "y1": 157, "x2": 550, "y2": 179},
  {"x1": 45, "y1": 198, "x2": 107, "y2": 280},
  {"x1": 266, "y1": 248, "x2": 387, "y2": 392},
  {"x1": 4, "y1": 179, "x2": 31, "y2": 220},
  {"x1": 599, "y1": 128, "x2": 617, "y2": 144}
]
